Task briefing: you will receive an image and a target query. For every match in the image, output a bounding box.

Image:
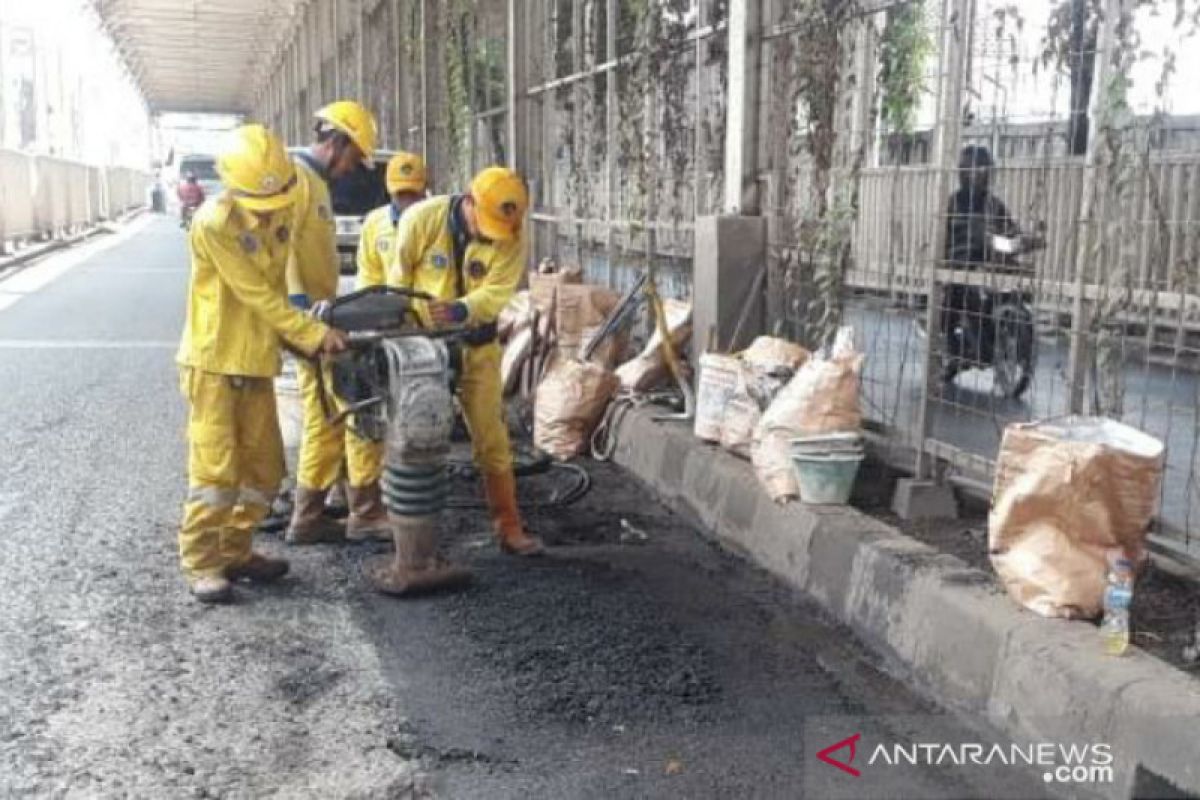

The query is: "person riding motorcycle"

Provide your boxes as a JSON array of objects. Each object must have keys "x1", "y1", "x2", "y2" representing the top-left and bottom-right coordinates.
[
  {"x1": 177, "y1": 172, "x2": 205, "y2": 229},
  {"x1": 940, "y1": 145, "x2": 1043, "y2": 390}
]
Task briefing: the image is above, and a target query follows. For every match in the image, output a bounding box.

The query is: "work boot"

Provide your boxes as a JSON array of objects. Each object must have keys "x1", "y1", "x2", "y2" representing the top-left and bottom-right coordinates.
[
  {"x1": 257, "y1": 489, "x2": 293, "y2": 534},
  {"x1": 346, "y1": 483, "x2": 392, "y2": 542},
  {"x1": 482, "y1": 471, "x2": 545, "y2": 556},
  {"x1": 367, "y1": 515, "x2": 471, "y2": 597},
  {"x1": 326, "y1": 481, "x2": 350, "y2": 519},
  {"x1": 224, "y1": 552, "x2": 290, "y2": 583},
  {"x1": 189, "y1": 574, "x2": 234, "y2": 604},
  {"x1": 285, "y1": 487, "x2": 346, "y2": 545}
]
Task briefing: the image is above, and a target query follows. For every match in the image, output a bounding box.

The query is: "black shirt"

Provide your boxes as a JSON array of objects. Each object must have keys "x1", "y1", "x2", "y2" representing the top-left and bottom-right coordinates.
[{"x1": 945, "y1": 188, "x2": 1019, "y2": 268}]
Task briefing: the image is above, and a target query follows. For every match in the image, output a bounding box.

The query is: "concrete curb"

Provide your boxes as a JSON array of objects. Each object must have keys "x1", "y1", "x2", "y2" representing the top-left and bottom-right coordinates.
[
  {"x1": 609, "y1": 407, "x2": 1200, "y2": 799},
  {"x1": 0, "y1": 208, "x2": 145, "y2": 281}
]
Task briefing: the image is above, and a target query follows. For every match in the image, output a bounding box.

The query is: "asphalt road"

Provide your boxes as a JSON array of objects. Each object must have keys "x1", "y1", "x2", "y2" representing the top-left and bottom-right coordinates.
[
  {"x1": 0, "y1": 215, "x2": 1054, "y2": 799},
  {"x1": 848, "y1": 301, "x2": 1200, "y2": 547}
]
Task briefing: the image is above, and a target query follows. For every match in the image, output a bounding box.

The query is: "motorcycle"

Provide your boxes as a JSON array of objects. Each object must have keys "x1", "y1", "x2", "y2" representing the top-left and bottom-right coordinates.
[
  {"x1": 919, "y1": 230, "x2": 1044, "y2": 400},
  {"x1": 180, "y1": 204, "x2": 199, "y2": 230}
]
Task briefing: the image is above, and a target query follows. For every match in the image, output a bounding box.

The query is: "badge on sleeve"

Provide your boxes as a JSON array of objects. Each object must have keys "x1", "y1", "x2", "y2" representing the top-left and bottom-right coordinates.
[
  {"x1": 317, "y1": 204, "x2": 331, "y2": 221},
  {"x1": 276, "y1": 225, "x2": 290, "y2": 243},
  {"x1": 239, "y1": 233, "x2": 259, "y2": 254},
  {"x1": 431, "y1": 253, "x2": 449, "y2": 270},
  {"x1": 376, "y1": 235, "x2": 392, "y2": 254},
  {"x1": 468, "y1": 259, "x2": 487, "y2": 280}
]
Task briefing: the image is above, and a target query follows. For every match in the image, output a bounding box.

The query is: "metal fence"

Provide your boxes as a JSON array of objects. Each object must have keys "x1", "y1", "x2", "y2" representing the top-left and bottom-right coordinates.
[
  {"x1": 0, "y1": 150, "x2": 150, "y2": 253},
  {"x1": 759, "y1": 0, "x2": 1200, "y2": 556},
  {"x1": 521, "y1": 0, "x2": 728, "y2": 300},
  {"x1": 251, "y1": 0, "x2": 1200, "y2": 556}
]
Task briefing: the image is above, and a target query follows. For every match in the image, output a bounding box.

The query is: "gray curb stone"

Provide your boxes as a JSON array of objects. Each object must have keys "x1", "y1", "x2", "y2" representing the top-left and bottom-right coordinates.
[{"x1": 610, "y1": 408, "x2": 1200, "y2": 799}]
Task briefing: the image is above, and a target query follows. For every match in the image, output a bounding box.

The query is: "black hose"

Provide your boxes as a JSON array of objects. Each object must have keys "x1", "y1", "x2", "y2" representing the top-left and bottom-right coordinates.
[{"x1": 444, "y1": 461, "x2": 592, "y2": 510}]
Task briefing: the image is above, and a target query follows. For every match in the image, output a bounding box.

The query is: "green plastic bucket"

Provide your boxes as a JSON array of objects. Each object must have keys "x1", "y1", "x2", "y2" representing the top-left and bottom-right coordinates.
[{"x1": 791, "y1": 453, "x2": 863, "y2": 505}]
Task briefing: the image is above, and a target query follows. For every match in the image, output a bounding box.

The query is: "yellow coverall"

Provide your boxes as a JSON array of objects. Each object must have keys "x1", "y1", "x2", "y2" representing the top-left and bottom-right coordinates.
[
  {"x1": 386, "y1": 195, "x2": 524, "y2": 474},
  {"x1": 342, "y1": 203, "x2": 399, "y2": 485},
  {"x1": 286, "y1": 157, "x2": 346, "y2": 492},
  {"x1": 177, "y1": 197, "x2": 328, "y2": 579}
]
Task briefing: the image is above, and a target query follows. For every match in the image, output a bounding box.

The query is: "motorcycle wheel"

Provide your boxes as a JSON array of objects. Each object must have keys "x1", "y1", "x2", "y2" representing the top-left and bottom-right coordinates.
[{"x1": 992, "y1": 303, "x2": 1035, "y2": 399}]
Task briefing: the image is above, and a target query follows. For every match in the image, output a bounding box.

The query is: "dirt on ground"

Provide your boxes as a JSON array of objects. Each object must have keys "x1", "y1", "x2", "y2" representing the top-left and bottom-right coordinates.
[{"x1": 853, "y1": 458, "x2": 1200, "y2": 675}]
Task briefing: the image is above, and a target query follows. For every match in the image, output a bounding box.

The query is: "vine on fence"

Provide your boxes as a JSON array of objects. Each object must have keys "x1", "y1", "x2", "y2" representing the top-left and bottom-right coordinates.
[
  {"x1": 769, "y1": 0, "x2": 866, "y2": 349},
  {"x1": 443, "y1": 0, "x2": 472, "y2": 186},
  {"x1": 613, "y1": 0, "x2": 694, "y2": 271},
  {"x1": 1035, "y1": 0, "x2": 1200, "y2": 416}
]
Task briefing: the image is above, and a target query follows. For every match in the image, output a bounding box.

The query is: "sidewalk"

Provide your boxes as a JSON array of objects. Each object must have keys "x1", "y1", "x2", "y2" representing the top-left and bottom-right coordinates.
[
  {"x1": 609, "y1": 407, "x2": 1200, "y2": 800},
  {"x1": 0, "y1": 208, "x2": 146, "y2": 279}
]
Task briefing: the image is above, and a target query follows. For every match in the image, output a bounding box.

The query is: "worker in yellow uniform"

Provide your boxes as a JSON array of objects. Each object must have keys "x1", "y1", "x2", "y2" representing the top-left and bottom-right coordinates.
[
  {"x1": 284, "y1": 100, "x2": 380, "y2": 545},
  {"x1": 382, "y1": 165, "x2": 544, "y2": 591},
  {"x1": 343, "y1": 151, "x2": 430, "y2": 541},
  {"x1": 177, "y1": 124, "x2": 348, "y2": 604}
]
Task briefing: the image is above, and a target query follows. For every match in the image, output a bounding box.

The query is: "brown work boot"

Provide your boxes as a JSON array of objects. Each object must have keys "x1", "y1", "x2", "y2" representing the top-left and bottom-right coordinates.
[
  {"x1": 224, "y1": 552, "x2": 290, "y2": 583},
  {"x1": 285, "y1": 487, "x2": 346, "y2": 545},
  {"x1": 367, "y1": 515, "x2": 471, "y2": 597},
  {"x1": 482, "y1": 471, "x2": 545, "y2": 556},
  {"x1": 346, "y1": 484, "x2": 393, "y2": 542},
  {"x1": 189, "y1": 574, "x2": 234, "y2": 604},
  {"x1": 326, "y1": 481, "x2": 350, "y2": 519}
]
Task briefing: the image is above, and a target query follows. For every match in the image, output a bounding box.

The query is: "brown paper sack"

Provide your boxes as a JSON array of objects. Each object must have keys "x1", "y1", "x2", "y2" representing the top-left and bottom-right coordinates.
[
  {"x1": 534, "y1": 359, "x2": 621, "y2": 461},
  {"x1": 614, "y1": 299, "x2": 693, "y2": 393},
  {"x1": 752, "y1": 328, "x2": 862, "y2": 503},
  {"x1": 989, "y1": 417, "x2": 1164, "y2": 619}
]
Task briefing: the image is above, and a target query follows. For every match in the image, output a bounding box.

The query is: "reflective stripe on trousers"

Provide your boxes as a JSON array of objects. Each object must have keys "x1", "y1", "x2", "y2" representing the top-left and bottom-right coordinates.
[{"x1": 178, "y1": 368, "x2": 285, "y2": 578}]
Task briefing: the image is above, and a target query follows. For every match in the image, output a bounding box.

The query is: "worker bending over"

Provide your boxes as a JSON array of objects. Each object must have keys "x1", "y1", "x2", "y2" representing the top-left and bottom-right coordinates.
[{"x1": 386, "y1": 166, "x2": 545, "y2": 565}]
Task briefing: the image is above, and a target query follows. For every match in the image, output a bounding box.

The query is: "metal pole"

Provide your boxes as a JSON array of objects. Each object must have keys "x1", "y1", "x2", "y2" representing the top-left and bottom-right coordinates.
[
  {"x1": 722, "y1": 0, "x2": 762, "y2": 215},
  {"x1": 357, "y1": 0, "x2": 366, "y2": 101},
  {"x1": 544, "y1": 0, "x2": 558, "y2": 263},
  {"x1": 469, "y1": 11, "x2": 480, "y2": 173},
  {"x1": 693, "y1": 0, "x2": 704, "y2": 219},
  {"x1": 605, "y1": 0, "x2": 617, "y2": 288},
  {"x1": 333, "y1": 0, "x2": 342, "y2": 98},
  {"x1": 419, "y1": 0, "x2": 429, "y2": 161},
  {"x1": 571, "y1": 0, "x2": 583, "y2": 264},
  {"x1": 913, "y1": 0, "x2": 972, "y2": 479},
  {"x1": 505, "y1": 0, "x2": 528, "y2": 172},
  {"x1": 1067, "y1": 0, "x2": 1125, "y2": 413},
  {"x1": 393, "y1": 0, "x2": 403, "y2": 147}
]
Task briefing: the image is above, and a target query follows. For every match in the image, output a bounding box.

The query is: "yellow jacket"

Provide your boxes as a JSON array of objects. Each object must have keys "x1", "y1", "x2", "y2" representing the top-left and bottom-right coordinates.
[
  {"x1": 355, "y1": 204, "x2": 398, "y2": 289},
  {"x1": 286, "y1": 155, "x2": 339, "y2": 303},
  {"x1": 386, "y1": 195, "x2": 524, "y2": 325},
  {"x1": 177, "y1": 196, "x2": 328, "y2": 377}
]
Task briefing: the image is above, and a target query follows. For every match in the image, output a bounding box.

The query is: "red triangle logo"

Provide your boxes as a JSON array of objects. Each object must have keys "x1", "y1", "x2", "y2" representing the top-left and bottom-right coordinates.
[{"x1": 817, "y1": 733, "x2": 862, "y2": 777}]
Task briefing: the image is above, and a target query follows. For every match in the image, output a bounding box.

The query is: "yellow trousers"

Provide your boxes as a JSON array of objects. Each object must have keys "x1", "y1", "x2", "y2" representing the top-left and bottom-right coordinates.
[
  {"x1": 179, "y1": 369, "x2": 284, "y2": 579},
  {"x1": 296, "y1": 360, "x2": 384, "y2": 491},
  {"x1": 460, "y1": 343, "x2": 513, "y2": 474}
]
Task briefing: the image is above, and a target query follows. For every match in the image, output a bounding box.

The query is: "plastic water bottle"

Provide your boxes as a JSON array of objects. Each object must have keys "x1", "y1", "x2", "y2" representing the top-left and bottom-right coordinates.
[{"x1": 1101, "y1": 555, "x2": 1135, "y2": 656}]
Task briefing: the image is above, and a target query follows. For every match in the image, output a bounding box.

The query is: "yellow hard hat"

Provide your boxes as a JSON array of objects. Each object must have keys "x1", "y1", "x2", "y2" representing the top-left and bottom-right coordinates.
[
  {"x1": 386, "y1": 151, "x2": 427, "y2": 194},
  {"x1": 315, "y1": 100, "x2": 378, "y2": 166},
  {"x1": 216, "y1": 124, "x2": 297, "y2": 212},
  {"x1": 469, "y1": 166, "x2": 528, "y2": 243}
]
